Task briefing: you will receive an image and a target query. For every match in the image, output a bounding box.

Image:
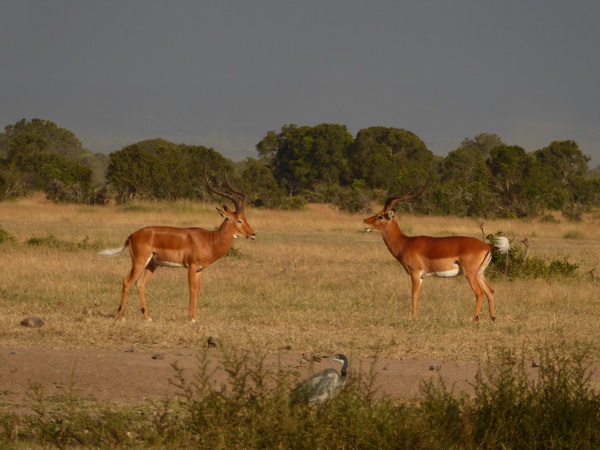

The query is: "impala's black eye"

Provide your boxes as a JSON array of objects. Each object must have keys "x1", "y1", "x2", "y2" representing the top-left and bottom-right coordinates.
[{"x1": 376, "y1": 215, "x2": 383, "y2": 220}]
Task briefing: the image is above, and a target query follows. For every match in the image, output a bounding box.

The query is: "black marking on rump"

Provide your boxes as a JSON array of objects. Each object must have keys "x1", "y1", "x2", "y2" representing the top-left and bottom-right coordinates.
[{"x1": 478, "y1": 251, "x2": 491, "y2": 271}]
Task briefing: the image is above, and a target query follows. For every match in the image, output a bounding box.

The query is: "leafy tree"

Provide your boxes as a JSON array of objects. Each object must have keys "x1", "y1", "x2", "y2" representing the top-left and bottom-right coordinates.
[
  {"x1": 105, "y1": 139, "x2": 235, "y2": 202},
  {"x1": 487, "y1": 145, "x2": 547, "y2": 217},
  {"x1": 255, "y1": 130, "x2": 279, "y2": 162},
  {"x1": 1, "y1": 118, "x2": 108, "y2": 186},
  {"x1": 182, "y1": 144, "x2": 236, "y2": 202},
  {"x1": 348, "y1": 127, "x2": 433, "y2": 191},
  {"x1": 439, "y1": 145, "x2": 496, "y2": 217},
  {"x1": 534, "y1": 140, "x2": 590, "y2": 186},
  {"x1": 238, "y1": 158, "x2": 286, "y2": 208},
  {"x1": 38, "y1": 153, "x2": 94, "y2": 203},
  {"x1": 0, "y1": 120, "x2": 95, "y2": 202},
  {"x1": 106, "y1": 142, "x2": 159, "y2": 201},
  {"x1": 587, "y1": 164, "x2": 600, "y2": 179},
  {"x1": 459, "y1": 133, "x2": 505, "y2": 159},
  {"x1": 259, "y1": 124, "x2": 353, "y2": 196},
  {"x1": 532, "y1": 140, "x2": 591, "y2": 210}
]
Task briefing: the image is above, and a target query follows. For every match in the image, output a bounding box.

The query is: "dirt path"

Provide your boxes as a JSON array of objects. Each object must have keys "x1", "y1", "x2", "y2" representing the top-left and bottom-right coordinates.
[{"x1": 0, "y1": 347, "x2": 490, "y2": 411}]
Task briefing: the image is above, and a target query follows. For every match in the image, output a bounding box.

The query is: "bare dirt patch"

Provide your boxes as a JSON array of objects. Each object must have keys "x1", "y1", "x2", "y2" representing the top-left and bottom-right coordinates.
[{"x1": 0, "y1": 346, "x2": 496, "y2": 411}]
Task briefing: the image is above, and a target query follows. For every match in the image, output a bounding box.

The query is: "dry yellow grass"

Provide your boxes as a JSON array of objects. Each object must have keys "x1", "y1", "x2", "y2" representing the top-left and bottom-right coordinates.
[{"x1": 1, "y1": 195, "x2": 599, "y2": 362}]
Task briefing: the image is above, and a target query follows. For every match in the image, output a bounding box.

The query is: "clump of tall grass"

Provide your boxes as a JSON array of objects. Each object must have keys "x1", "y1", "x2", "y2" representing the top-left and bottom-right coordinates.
[
  {"x1": 421, "y1": 345, "x2": 599, "y2": 447},
  {"x1": 0, "y1": 225, "x2": 16, "y2": 243},
  {"x1": 2, "y1": 345, "x2": 597, "y2": 448},
  {"x1": 563, "y1": 230, "x2": 585, "y2": 240},
  {"x1": 25, "y1": 234, "x2": 100, "y2": 251}
]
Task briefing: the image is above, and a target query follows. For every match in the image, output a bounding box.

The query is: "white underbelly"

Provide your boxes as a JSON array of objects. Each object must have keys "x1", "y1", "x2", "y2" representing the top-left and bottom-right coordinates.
[
  {"x1": 154, "y1": 259, "x2": 185, "y2": 268},
  {"x1": 422, "y1": 264, "x2": 462, "y2": 278}
]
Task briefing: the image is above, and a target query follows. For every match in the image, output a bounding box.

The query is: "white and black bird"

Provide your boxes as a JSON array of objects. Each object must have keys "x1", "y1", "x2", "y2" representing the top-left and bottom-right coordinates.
[{"x1": 291, "y1": 354, "x2": 348, "y2": 403}]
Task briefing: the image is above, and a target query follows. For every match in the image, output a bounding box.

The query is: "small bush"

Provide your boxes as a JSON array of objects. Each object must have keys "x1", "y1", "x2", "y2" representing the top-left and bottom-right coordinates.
[
  {"x1": 226, "y1": 246, "x2": 243, "y2": 258},
  {"x1": 487, "y1": 232, "x2": 579, "y2": 278},
  {"x1": 540, "y1": 213, "x2": 560, "y2": 224},
  {"x1": 421, "y1": 346, "x2": 600, "y2": 448},
  {"x1": 328, "y1": 181, "x2": 373, "y2": 214},
  {"x1": 0, "y1": 225, "x2": 16, "y2": 243},
  {"x1": 563, "y1": 230, "x2": 585, "y2": 239},
  {"x1": 279, "y1": 195, "x2": 307, "y2": 211},
  {"x1": 26, "y1": 234, "x2": 99, "y2": 251}
]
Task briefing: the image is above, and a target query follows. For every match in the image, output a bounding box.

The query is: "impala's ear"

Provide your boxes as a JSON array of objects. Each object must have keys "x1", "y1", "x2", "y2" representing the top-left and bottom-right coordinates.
[
  {"x1": 216, "y1": 207, "x2": 229, "y2": 219},
  {"x1": 387, "y1": 210, "x2": 395, "y2": 220}
]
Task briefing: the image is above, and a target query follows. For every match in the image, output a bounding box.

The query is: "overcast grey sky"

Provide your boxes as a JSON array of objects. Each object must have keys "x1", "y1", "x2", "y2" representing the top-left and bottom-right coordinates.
[{"x1": 2, "y1": 1, "x2": 599, "y2": 166}]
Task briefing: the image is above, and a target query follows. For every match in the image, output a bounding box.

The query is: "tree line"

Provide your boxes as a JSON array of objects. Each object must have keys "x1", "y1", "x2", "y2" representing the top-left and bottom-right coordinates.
[{"x1": 1, "y1": 118, "x2": 599, "y2": 219}]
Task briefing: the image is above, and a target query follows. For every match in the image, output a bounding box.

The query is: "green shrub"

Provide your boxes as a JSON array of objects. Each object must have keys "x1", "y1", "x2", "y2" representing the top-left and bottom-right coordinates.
[
  {"x1": 0, "y1": 225, "x2": 16, "y2": 243},
  {"x1": 487, "y1": 232, "x2": 579, "y2": 278},
  {"x1": 25, "y1": 234, "x2": 99, "y2": 251},
  {"x1": 421, "y1": 346, "x2": 599, "y2": 448},
  {"x1": 540, "y1": 213, "x2": 560, "y2": 224}
]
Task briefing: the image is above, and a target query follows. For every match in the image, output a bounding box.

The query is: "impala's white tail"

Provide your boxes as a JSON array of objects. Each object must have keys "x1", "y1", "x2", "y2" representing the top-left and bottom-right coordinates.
[
  {"x1": 98, "y1": 245, "x2": 127, "y2": 257},
  {"x1": 493, "y1": 237, "x2": 510, "y2": 254}
]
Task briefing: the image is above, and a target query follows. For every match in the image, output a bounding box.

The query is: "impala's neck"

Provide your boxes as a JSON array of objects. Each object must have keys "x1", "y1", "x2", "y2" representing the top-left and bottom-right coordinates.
[
  {"x1": 381, "y1": 219, "x2": 408, "y2": 259},
  {"x1": 209, "y1": 220, "x2": 237, "y2": 257}
]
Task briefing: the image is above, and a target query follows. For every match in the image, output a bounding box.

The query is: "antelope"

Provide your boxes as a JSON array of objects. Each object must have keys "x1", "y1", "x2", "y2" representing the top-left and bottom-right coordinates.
[
  {"x1": 364, "y1": 191, "x2": 509, "y2": 322},
  {"x1": 99, "y1": 173, "x2": 255, "y2": 322}
]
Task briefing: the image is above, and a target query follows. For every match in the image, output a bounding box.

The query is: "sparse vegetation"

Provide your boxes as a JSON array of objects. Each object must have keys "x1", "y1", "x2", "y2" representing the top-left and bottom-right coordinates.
[
  {"x1": 563, "y1": 229, "x2": 586, "y2": 240},
  {"x1": 26, "y1": 233, "x2": 99, "y2": 251},
  {"x1": 0, "y1": 198, "x2": 599, "y2": 447},
  {"x1": 0, "y1": 345, "x2": 597, "y2": 448},
  {"x1": 0, "y1": 225, "x2": 16, "y2": 243}
]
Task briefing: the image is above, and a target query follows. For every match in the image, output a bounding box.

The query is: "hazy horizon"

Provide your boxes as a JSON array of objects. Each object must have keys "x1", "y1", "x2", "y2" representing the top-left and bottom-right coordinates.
[{"x1": 2, "y1": 1, "x2": 599, "y2": 166}]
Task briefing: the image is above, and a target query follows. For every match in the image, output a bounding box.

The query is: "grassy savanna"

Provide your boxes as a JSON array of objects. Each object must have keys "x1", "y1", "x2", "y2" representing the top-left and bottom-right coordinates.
[
  {"x1": 1, "y1": 195, "x2": 600, "y2": 447},
  {"x1": 1, "y1": 194, "x2": 599, "y2": 362}
]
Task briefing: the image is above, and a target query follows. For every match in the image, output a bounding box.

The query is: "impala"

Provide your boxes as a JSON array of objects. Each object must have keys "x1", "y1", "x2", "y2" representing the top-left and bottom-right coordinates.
[
  {"x1": 99, "y1": 174, "x2": 255, "y2": 322},
  {"x1": 364, "y1": 192, "x2": 509, "y2": 322}
]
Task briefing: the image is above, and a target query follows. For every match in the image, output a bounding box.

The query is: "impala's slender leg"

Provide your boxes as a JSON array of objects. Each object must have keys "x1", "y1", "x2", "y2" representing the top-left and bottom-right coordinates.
[
  {"x1": 465, "y1": 271, "x2": 485, "y2": 322},
  {"x1": 118, "y1": 253, "x2": 152, "y2": 319},
  {"x1": 410, "y1": 272, "x2": 423, "y2": 318},
  {"x1": 187, "y1": 267, "x2": 202, "y2": 322},
  {"x1": 478, "y1": 275, "x2": 496, "y2": 320},
  {"x1": 135, "y1": 262, "x2": 157, "y2": 321}
]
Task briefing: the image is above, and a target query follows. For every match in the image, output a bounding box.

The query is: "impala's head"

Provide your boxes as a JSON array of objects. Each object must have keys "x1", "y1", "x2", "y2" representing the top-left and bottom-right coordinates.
[
  {"x1": 363, "y1": 207, "x2": 397, "y2": 233},
  {"x1": 364, "y1": 186, "x2": 427, "y2": 233},
  {"x1": 206, "y1": 172, "x2": 256, "y2": 240}
]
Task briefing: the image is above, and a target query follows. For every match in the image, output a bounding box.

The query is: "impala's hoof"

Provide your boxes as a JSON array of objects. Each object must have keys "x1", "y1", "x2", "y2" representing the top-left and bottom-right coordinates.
[
  {"x1": 491, "y1": 316, "x2": 496, "y2": 322},
  {"x1": 471, "y1": 315, "x2": 480, "y2": 323}
]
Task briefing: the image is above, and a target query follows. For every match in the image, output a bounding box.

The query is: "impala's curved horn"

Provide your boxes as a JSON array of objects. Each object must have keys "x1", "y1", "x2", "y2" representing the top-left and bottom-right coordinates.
[
  {"x1": 205, "y1": 172, "x2": 241, "y2": 212},
  {"x1": 383, "y1": 178, "x2": 429, "y2": 213},
  {"x1": 224, "y1": 171, "x2": 248, "y2": 211}
]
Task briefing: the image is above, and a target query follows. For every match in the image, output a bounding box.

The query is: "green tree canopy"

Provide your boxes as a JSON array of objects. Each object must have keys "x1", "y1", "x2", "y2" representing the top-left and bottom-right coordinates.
[
  {"x1": 487, "y1": 145, "x2": 549, "y2": 217},
  {"x1": 459, "y1": 132, "x2": 505, "y2": 159},
  {"x1": 1, "y1": 118, "x2": 108, "y2": 186},
  {"x1": 438, "y1": 145, "x2": 496, "y2": 217},
  {"x1": 0, "y1": 119, "x2": 96, "y2": 202},
  {"x1": 106, "y1": 139, "x2": 235, "y2": 202},
  {"x1": 348, "y1": 127, "x2": 433, "y2": 191},
  {"x1": 237, "y1": 158, "x2": 286, "y2": 208},
  {"x1": 258, "y1": 123, "x2": 353, "y2": 196}
]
